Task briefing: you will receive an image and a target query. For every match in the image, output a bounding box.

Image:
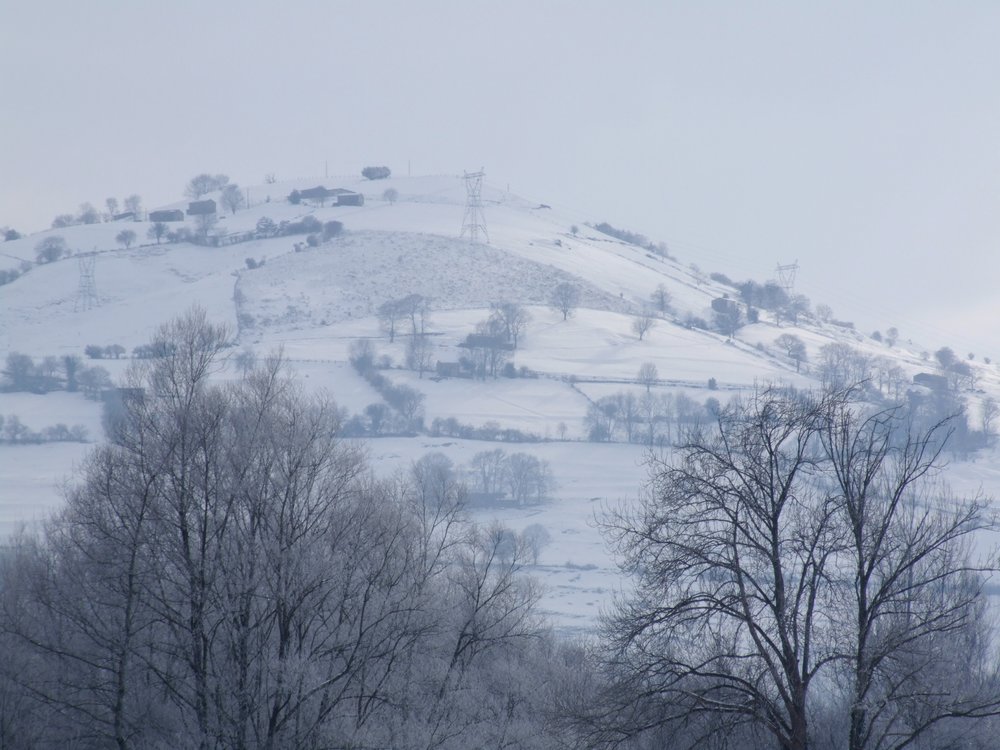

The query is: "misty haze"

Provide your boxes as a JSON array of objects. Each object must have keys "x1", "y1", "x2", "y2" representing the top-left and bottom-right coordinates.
[{"x1": 2, "y1": 3, "x2": 1000, "y2": 749}]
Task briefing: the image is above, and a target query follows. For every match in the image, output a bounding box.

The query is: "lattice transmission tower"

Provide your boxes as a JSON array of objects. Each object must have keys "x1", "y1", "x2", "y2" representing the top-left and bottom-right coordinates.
[
  {"x1": 460, "y1": 169, "x2": 489, "y2": 244},
  {"x1": 75, "y1": 255, "x2": 99, "y2": 311},
  {"x1": 775, "y1": 260, "x2": 799, "y2": 295}
]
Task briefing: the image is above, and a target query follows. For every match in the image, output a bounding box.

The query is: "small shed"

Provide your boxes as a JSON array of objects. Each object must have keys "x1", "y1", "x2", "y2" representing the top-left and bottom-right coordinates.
[
  {"x1": 187, "y1": 200, "x2": 217, "y2": 216},
  {"x1": 149, "y1": 209, "x2": 184, "y2": 222},
  {"x1": 331, "y1": 188, "x2": 365, "y2": 207},
  {"x1": 113, "y1": 211, "x2": 136, "y2": 221}
]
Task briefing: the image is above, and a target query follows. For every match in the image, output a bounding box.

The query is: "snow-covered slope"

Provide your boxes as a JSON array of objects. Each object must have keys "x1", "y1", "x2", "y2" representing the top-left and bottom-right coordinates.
[{"x1": 4, "y1": 173, "x2": 1000, "y2": 632}]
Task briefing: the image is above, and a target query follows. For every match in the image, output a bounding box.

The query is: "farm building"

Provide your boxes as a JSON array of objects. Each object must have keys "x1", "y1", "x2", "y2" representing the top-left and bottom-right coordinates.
[
  {"x1": 149, "y1": 209, "x2": 185, "y2": 222},
  {"x1": 331, "y1": 188, "x2": 365, "y2": 206},
  {"x1": 186, "y1": 200, "x2": 217, "y2": 216}
]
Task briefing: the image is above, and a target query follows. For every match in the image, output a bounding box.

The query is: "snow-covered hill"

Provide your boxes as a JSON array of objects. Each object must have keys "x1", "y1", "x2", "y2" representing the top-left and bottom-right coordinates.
[{"x1": 4, "y1": 173, "x2": 1000, "y2": 632}]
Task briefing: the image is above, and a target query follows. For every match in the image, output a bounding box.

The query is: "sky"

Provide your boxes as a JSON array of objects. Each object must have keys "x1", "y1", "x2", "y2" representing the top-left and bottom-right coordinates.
[{"x1": 2, "y1": 1, "x2": 999, "y2": 358}]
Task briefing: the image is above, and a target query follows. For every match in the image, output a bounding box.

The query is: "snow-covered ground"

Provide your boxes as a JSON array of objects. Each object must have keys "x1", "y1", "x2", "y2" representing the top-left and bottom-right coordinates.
[{"x1": 4, "y1": 174, "x2": 1000, "y2": 631}]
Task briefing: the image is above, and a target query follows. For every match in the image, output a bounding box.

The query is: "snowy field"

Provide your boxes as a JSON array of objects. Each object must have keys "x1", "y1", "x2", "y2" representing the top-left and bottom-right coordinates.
[{"x1": 5, "y1": 174, "x2": 1000, "y2": 632}]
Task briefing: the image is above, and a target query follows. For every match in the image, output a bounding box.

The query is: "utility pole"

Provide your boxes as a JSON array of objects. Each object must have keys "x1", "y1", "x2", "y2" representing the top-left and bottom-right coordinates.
[
  {"x1": 460, "y1": 169, "x2": 488, "y2": 244},
  {"x1": 775, "y1": 260, "x2": 799, "y2": 295}
]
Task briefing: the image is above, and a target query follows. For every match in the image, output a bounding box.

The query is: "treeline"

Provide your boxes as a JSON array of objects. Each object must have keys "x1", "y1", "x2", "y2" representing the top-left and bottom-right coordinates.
[
  {"x1": 4, "y1": 310, "x2": 1000, "y2": 749},
  {"x1": 0, "y1": 414, "x2": 88, "y2": 444},
  {"x1": 0, "y1": 310, "x2": 580, "y2": 749},
  {"x1": 3, "y1": 352, "x2": 110, "y2": 398},
  {"x1": 585, "y1": 389, "x2": 722, "y2": 445},
  {"x1": 349, "y1": 339, "x2": 427, "y2": 432},
  {"x1": 592, "y1": 221, "x2": 670, "y2": 256}
]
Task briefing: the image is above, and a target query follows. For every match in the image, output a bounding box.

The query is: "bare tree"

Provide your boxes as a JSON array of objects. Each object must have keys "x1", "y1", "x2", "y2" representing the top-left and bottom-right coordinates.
[
  {"x1": 820, "y1": 396, "x2": 1000, "y2": 750},
  {"x1": 382, "y1": 187, "x2": 399, "y2": 204},
  {"x1": 550, "y1": 282, "x2": 580, "y2": 321},
  {"x1": 377, "y1": 299, "x2": 404, "y2": 342},
  {"x1": 184, "y1": 173, "x2": 228, "y2": 199},
  {"x1": 637, "y1": 362, "x2": 658, "y2": 392},
  {"x1": 504, "y1": 453, "x2": 552, "y2": 506},
  {"x1": 147, "y1": 222, "x2": 168, "y2": 244},
  {"x1": 982, "y1": 396, "x2": 999, "y2": 440},
  {"x1": 489, "y1": 301, "x2": 532, "y2": 348},
  {"x1": 105, "y1": 196, "x2": 119, "y2": 219},
  {"x1": 631, "y1": 311, "x2": 656, "y2": 341},
  {"x1": 123, "y1": 194, "x2": 142, "y2": 217},
  {"x1": 219, "y1": 183, "x2": 244, "y2": 215},
  {"x1": 596, "y1": 384, "x2": 1000, "y2": 750},
  {"x1": 467, "y1": 315, "x2": 511, "y2": 379},
  {"x1": 599, "y1": 386, "x2": 855, "y2": 750},
  {"x1": 775, "y1": 332, "x2": 808, "y2": 372},
  {"x1": 0, "y1": 309, "x2": 563, "y2": 749},
  {"x1": 650, "y1": 283, "x2": 671, "y2": 315},
  {"x1": 521, "y1": 524, "x2": 551, "y2": 565},
  {"x1": 406, "y1": 333, "x2": 434, "y2": 378},
  {"x1": 818, "y1": 342, "x2": 870, "y2": 390},
  {"x1": 194, "y1": 212, "x2": 216, "y2": 240},
  {"x1": 468, "y1": 449, "x2": 508, "y2": 500},
  {"x1": 398, "y1": 293, "x2": 431, "y2": 336},
  {"x1": 115, "y1": 229, "x2": 136, "y2": 249}
]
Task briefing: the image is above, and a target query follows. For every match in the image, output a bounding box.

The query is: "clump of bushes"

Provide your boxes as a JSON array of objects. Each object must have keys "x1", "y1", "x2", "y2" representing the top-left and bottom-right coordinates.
[
  {"x1": 84, "y1": 344, "x2": 126, "y2": 359},
  {"x1": 281, "y1": 216, "x2": 322, "y2": 236},
  {"x1": 361, "y1": 166, "x2": 391, "y2": 180}
]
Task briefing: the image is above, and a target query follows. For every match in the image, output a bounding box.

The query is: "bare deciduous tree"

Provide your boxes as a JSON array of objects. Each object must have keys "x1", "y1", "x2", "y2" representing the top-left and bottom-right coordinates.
[
  {"x1": 489, "y1": 301, "x2": 532, "y2": 349},
  {"x1": 219, "y1": 183, "x2": 244, "y2": 215},
  {"x1": 147, "y1": 222, "x2": 168, "y2": 244},
  {"x1": 775, "y1": 332, "x2": 808, "y2": 372},
  {"x1": 406, "y1": 332, "x2": 434, "y2": 378},
  {"x1": 123, "y1": 194, "x2": 142, "y2": 217},
  {"x1": 595, "y1": 384, "x2": 1000, "y2": 750},
  {"x1": 550, "y1": 282, "x2": 580, "y2": 321},
  {"x1": 650, "y1": 283, "x2": 671, "y2": 315},
  {"x1": 631, "y1": 311, "x2": 656, "y2": 341},
  {"x1": 185, "y1": 173, "x2": 228, "y2": 199},
  {"x1": 115, "y1": 229, "x2": 136, "y2": 249},
  {"x1": 821, "y1": 398, "x2": 1000, "y2": 750},
  {"x1": 637, "y1": 362, "x2": 658, "y2": 392}
]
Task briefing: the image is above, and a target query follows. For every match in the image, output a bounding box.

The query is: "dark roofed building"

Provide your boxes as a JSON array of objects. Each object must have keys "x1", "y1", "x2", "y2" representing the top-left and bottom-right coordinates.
[
  {"x1": 460, "y1": 334, "x2": 513, "y2": 351},
  {"x1": 187, "y1": 200, "x2": 217, "y2": 216},
  {"x1": 149, "y1": 209, "x2": 185, "y2": 222},
  {"x1": 331, "y1": 188, "x2": 365, "y2": 206}
]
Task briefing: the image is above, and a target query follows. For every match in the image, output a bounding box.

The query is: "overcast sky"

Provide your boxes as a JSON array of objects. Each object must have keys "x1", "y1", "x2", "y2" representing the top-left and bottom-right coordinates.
[{"x1": 3, "y1": 2, "x2": 998, "y2": 357}]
